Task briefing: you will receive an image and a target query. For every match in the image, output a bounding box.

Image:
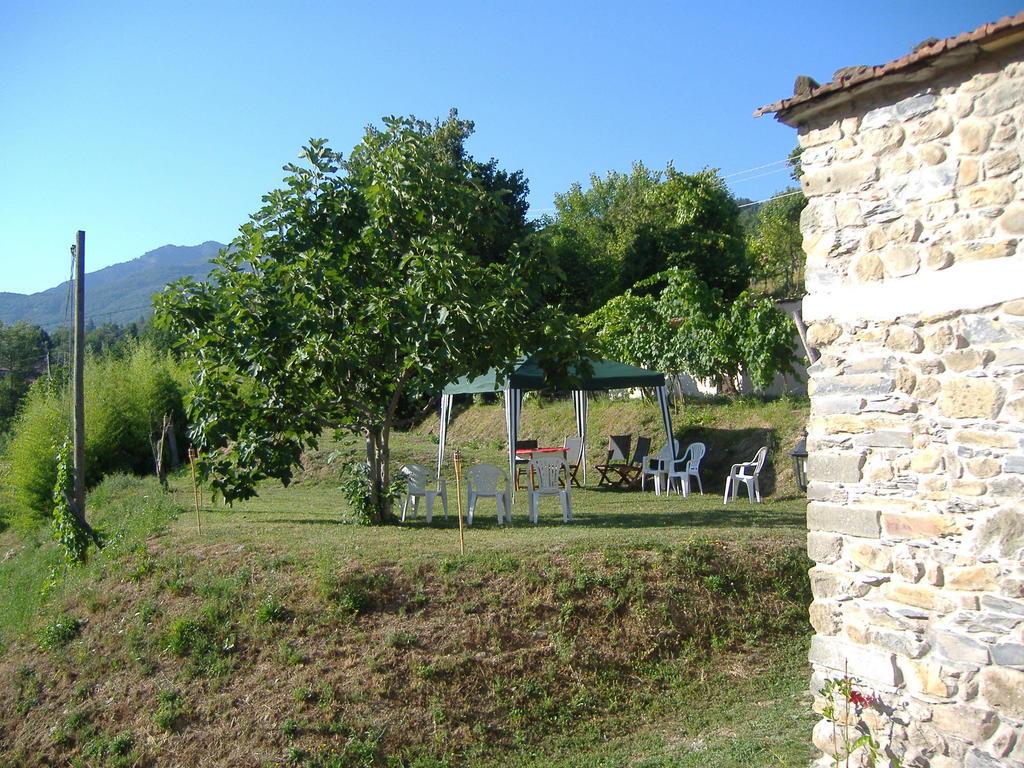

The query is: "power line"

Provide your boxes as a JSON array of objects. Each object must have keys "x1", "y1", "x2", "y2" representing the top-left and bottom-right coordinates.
[
  {"x1": 737, "y1": 190, "x2": 804, "y2": 209},
  {"x1": 86, "y1": 303, "x2": 154, "y2": 321},
  {"x1": 523, "y1": 156, "x2": 802, "y2": 222},
  {"x1": 727, "y1": 166, "x2": 798, "y2": 185},
  {"x1": 723, "y1": 157, "x2": 794, "y2": 179},
  {"x1": 528, "y1": 156, "x2": 800, "y2": 218},
  {"x1": 48, "y1": 303, "x2": 156, "y2": 328}
]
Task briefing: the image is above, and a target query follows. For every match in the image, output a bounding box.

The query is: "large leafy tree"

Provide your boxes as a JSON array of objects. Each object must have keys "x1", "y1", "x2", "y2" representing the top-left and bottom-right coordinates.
[
  {"x1": 747, "y1": 187, "x2": 807, "y2": 297},
  {"x1": 157, "y1": 112, "x2": 578, "y2": 522},
  {"x1": 621, "y1": 168, "x2": 748, "y2": 300},
  {"x1": 542, "y1": 165, "x2": 748, "y2": 315},
  {"x1": 540, "y1": 163, "x2": 660, "y2": 315}
]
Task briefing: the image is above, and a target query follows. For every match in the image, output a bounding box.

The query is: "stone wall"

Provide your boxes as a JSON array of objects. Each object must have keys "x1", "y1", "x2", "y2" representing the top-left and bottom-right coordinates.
[{"x1": 794, "y1": 43, "x2": 1024, "y2": 767}]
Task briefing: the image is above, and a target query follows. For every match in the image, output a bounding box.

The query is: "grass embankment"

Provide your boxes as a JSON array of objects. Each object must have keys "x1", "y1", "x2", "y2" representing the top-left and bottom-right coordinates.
[{"x1": 0, "y1": 397, "x2": 813, "y2": 768}]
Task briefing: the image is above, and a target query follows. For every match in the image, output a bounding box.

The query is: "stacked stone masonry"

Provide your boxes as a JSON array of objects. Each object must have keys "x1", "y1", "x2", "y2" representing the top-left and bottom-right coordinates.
[{"x1": 795, "y1": 43, "x2": 1024, "y2": 768}]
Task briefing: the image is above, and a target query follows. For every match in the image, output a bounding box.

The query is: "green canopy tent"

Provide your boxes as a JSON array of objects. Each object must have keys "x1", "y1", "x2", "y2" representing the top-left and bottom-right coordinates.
[{"x1": 437, "y1": 354, "x2": 675, "y2": 486}]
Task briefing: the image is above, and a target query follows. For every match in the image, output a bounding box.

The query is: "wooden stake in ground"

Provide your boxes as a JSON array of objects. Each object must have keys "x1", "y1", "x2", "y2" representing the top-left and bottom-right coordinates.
[
  {"x1": 453, "y1": 448, "x2": 465, "y2": 555},
  {"x1": 188, "y1": 447, "x2": 202, "y2": 533}
]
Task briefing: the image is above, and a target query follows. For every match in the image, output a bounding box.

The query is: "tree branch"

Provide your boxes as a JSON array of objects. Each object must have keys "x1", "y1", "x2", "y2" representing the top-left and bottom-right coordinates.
[{"x1": 391, "y1": 394, "x2": 440, "y2": 428}]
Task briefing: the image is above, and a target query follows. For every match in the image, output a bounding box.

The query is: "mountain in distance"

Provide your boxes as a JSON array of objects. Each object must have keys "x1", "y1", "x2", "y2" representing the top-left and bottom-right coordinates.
[{"x1": 0, "y1": 241, "x2": 226, "y2": 332}]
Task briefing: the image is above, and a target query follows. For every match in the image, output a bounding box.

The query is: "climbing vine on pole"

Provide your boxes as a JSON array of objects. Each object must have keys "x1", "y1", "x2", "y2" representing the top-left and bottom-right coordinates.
[{"x1": 52, "y1": 439, "x2": 90, "y2": 564}]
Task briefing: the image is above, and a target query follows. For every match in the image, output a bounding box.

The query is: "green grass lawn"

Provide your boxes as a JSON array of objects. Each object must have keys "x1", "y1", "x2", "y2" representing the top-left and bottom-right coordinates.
[{"x1": 176, "y1": 478, "x2": 808, "y2": 561}]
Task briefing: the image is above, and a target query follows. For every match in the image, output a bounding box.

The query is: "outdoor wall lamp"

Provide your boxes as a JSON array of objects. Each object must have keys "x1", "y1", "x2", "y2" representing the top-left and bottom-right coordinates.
[{"x1": 790, "y1": 433, "x2": 808, "y2": 493}]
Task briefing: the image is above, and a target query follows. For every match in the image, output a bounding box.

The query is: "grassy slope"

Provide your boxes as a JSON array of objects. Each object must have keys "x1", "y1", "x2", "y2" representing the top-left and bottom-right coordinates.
[{"x1": 0, "y1": 397, "x2": 813, "y2": 768}]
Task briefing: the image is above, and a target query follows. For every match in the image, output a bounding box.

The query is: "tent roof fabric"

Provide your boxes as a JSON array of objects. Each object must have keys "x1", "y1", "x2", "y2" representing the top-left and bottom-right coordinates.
[{"x1": 443, "y1": 354, "x2": 665, "y2": 394}]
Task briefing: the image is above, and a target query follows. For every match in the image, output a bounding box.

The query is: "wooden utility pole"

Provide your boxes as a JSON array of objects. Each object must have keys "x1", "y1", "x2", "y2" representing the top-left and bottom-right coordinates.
[
  {"x1": 71, "y1": 231, "x2": 100, "y2": 546},
  {"x1": 72, "y1": 232, "x2": 86, "y2": 518}
]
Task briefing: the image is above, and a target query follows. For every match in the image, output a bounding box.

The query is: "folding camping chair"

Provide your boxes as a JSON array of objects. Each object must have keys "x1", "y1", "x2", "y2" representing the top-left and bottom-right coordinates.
[
  {"x1": 595, "y1": 435, "x2": 631, "y2": 487},
  {"x1": 614, "y1": 436, "x2": 652, "y2": 488},
  {"x1": 563, "y1": 436, "x2": 584, "y2": 487}
]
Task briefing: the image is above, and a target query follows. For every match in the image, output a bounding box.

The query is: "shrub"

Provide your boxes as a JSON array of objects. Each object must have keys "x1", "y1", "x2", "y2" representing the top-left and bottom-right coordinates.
[{"x1": 336, "y1": 462, "x2": 404, "y2": 525}]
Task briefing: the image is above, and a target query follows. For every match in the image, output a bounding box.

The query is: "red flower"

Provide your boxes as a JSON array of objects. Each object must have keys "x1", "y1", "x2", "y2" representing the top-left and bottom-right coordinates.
[{"x1": 848, "y1": 690, "x2": 875, "y2": 708}]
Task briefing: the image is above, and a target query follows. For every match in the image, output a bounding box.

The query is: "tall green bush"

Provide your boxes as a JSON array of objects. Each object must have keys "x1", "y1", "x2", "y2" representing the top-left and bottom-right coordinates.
[
  {"x1": 83, "y1": 342, "x2": 184, "y2": 483},
  {"x1": 0, "y1": 341, "x2": 187, "y2": 522},
  {"x1": 1, "y1": 383, "x2": 67, "y2": 522}
]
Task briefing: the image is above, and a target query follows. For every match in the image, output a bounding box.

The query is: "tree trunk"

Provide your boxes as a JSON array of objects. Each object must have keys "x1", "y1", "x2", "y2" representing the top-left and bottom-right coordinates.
[
  {"x1": 365, "y1": 429, "x2": 383, "y2": 524},
  {"x1": 717, "y1": 372, "x2": 739, "y2": 396},
  {"x1": 364, "y1": 426, "x2": 396, "y2": 524},
  {"x1": 380, "y1": 419, "x2": 393, "y2": 520},
  {"x1": 150, "y1": 413, "x2": 171, "y2": 489},
  {"x1": 791, "y1": 307, "x2": 818, "y2": 364}
]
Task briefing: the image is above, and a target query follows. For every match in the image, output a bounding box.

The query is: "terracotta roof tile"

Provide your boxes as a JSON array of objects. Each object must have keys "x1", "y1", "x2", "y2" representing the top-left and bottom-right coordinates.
[{"x1": 755, "y1": 11, "x2": 1024, "y2": 119}]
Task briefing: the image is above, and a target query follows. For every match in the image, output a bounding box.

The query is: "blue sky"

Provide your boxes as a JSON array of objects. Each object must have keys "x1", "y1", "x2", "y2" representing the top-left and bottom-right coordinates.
[{"x1": 1, "y1": 0, "x2": 1018, "y2": 295}]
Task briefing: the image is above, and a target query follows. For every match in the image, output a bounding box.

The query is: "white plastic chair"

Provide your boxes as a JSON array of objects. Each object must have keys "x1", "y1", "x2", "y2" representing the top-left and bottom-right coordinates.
[
  {"x1": 563, "y1": 436, "x2": 584, "y2": 487},
  {"x1": 399, "y1": 464, "x2": 448, "y2": 523},
  {"x1": 466, "y1": 464, "x2": 511, "y2": 525},
  {"x1": 667, "y1": 442, "x2": 706, "y2": 496},
  {"x1": 640, "y1": 439, "x2": 681, "y2": 495},
  {"x1": 527, "y1": 453, "x2": 572, "y2": 524},
  {"x1": 723, "y1": 446, "x2": 769, "y2": 504}
]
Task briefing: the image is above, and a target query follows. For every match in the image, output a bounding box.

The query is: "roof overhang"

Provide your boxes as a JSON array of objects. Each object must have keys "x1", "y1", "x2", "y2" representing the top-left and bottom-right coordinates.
[{"x1": 754, "y1": 11, "x2": 1024, "y2": 126}]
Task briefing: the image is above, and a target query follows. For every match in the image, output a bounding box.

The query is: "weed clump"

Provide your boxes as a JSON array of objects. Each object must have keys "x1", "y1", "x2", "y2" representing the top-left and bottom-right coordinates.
[
  {"x1": 154, "y1": 688, "x2": 185, "y2": 731},
  {"x1": 333, "y1": 584, "x2": 370, "y2": 615},
  {"x1": 14, "y1": 664, "x2": 42, "y2": 714},
  {"x1": 82, "y1": 730, "x2": 135, "y2": 766},
  {"x1": 165, "y1": 612, "x2": 235, "y2": 678},
  {"x1": 385, "y1": 631, "x2": 419, "y2": 649},
  {"x1": 255, "y1": 594, "x2": 291, "y2": 624},
  {"x1": 37, "y1": 614, "x2": 83, "y2": 650},
  {"x1": 318, "y1": 570, "x2": 391, "y2": 616},
  {"x1": 52, "y1": 706, "x2": 98, "y2": 747}
]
